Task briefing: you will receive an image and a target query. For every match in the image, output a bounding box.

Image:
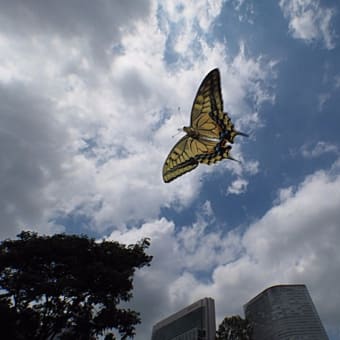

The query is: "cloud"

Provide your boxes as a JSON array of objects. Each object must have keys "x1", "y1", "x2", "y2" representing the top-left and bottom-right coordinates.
[
  {"x1": 159, "y1": 0, "x2": 224, "y2": 58},
  {"x1": 335, "y1": 75, "x2": 340, "y2": 89},
  {"x1": 0, "y1": 82, "x2": 71, "y2": 238},
  {"x1": 113, "y1": 161, "x2": 340, "y2": 338},
  {"x1": 162, "y1": 0, "x2": 224, "y2": 32},
  {"x1": 106, "y1": 204, "x2": 243, "y2": 339},
  {"x1": 279, "y1": 0, "x2": 337, "y2": 49},
  {"x1": 227, "y1": 178, "x2": 248, "y2": 194},
  {"x1": 237, "y1": 168, "x2": 340, "y2": 328},
  {"x1": 0, "y1": 0, "x2": 152, "y2": 66},
  {"x1": 301, "y1": 141, "x2": 339, "y2": 158},
  {"x1": 229, "y1": 0, "x2": 255, "y2": 23},
  {"x1": 0, "y1": 1, "x2": 276, "y2": 236},
  {"x1": 274, "y1": 186, "x2": 294, "y2": 205},
  {"x1": 318, "y1": 92, "x2": 332, "y2": 111}
]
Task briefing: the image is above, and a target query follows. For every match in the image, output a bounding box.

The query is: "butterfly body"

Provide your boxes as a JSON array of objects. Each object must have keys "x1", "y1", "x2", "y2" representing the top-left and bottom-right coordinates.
[{"x1": 162, "y1": 68, "x2": 247, "y2": 183}]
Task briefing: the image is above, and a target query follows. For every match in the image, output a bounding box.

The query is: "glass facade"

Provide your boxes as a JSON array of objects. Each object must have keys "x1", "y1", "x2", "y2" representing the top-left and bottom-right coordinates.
[
  {"x1": 244, "y1": 284, "x2": 329, "y2": 340},
  {"x1": 151, "y1": 298, "x2": 215, "y2": 340}
]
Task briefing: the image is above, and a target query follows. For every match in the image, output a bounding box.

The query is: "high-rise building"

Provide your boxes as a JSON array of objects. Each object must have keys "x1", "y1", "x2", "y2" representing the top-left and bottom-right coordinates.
[
  {"x1": 151, "y1": 297, "x2": 216, "y2": 340},
  {"x1": 244, "y1": 284, "x2": 329, "y2": 340}
]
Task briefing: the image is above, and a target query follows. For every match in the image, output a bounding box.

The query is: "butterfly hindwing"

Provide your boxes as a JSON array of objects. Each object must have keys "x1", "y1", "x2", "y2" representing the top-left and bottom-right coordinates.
[
  {"x1": 162, "y1": 137, "x2": 197, "y2": 183},
  {"x1": 163, "y1": 135, "x2": 225, "y2": 183},
  {"x1": 197, "y1": 145, "x2": 232, "y2": 165}
]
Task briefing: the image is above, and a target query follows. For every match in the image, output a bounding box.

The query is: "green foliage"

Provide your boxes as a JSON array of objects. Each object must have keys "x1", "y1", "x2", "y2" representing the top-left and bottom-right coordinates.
[
  {"x1": 0, "y1": 231, "x2": 152, "y2": 339},
  {"x1": 216, "y1": 315, "x2": 253, "y2": 340}
]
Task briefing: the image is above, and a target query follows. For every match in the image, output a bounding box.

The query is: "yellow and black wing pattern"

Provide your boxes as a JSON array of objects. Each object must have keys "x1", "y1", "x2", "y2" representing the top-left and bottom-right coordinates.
[
  {"x1": 162, "y1": 137, "x2": 199, "y2": 184},
  {"x1": 162, "y1": 136, "x2": 234, "y2": 183},
  {"x1": 190, "y1": 68, "x2": 247, "y2": 144},
  {"x1": 163, "y1": 68, "x2": 247, "y2": 183}
]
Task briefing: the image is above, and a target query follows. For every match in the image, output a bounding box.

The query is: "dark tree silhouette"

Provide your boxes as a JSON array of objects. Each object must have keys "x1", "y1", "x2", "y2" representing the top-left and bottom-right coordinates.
[
  {"x1": 216, "y1": 315, "x2": 253, "y2": 340},
  {"x1": 0, "y1": 231, "x2": 152, "y2": 339}
]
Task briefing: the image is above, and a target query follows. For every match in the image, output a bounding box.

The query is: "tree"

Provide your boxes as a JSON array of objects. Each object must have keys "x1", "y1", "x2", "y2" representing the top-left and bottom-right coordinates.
[
  {"x1": 0, "y1": 231, "x2": 152, "y2": 339},
  {"x1": 216, "y1": 315, "x2": 253, "y2": 340}
]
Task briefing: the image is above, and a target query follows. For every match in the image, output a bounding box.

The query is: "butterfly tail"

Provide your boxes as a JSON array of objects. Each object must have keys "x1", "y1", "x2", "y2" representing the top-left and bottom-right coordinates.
[
  {"x1": 221, "y1": 145, "x2": 241, "y2": 163},
  {"x1": 235, "y1": 130, "x2": 249, "y2": 138},
  {"x1": 227, "y1": 154, "x2": 242, "y2": 164},
  {"x1": 229, "y1": 157, "x2": 241, "y2": 164}
]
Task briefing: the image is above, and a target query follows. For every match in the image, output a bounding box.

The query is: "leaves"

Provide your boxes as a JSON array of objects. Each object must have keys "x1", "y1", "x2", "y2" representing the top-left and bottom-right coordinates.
[
  {"x1": 216, "y1": 315, "x2": 253, "y2": 340},
  {"x1": 0, "y1": 231, "x2": 152, "y2": 339}
]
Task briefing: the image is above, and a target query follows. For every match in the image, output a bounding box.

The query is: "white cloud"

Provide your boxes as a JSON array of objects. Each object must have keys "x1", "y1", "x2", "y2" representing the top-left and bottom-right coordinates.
[
  {"x1": 161, "y1": 0, "x2": 224, "y2": 52},
  {"x1": 237, "y1": 170, "x2": 340, "y2": 329},
  {"x1": 201, "y1": 200, "x2": 214, "y2": 217},
  {"x1": 335, "y1": 75, "x2": 340, "y2": 89},
  {"x1": 0, "y1": 83, "x2": 73, "y2": 237},
  {"x1": 229, "y1": 0, "x2": 255, "y2": 23},
  {"x1": 227, "y1": 178, "x2": 248, "y2": 194},
  {"x1": 279, "y1": 0, "x2": 337, "y2": 49},
  {"x1": 0, "y1": 0, "x2": 152, "y2": 67},
  {"x1": 318, "y1": 92, "x2": 332, "y2": 111},
  {"x1": 155, "y1": 0, "x2": 223, "y2": 63},
  {"x1": 274, "y1": 186, "x2": 294, "y2": 204},
  {"x1": 301, "y1": 141, "x2": 339, "y2": 158},
  {"x1": 114, "y1": 161, "x2": 340, "y2": 338},
  {"x1": 0, "y1": 0, "x2": 276, "y2": 237},
  {"x1": 106, "y1": 205, "x2": 243, "y2": 339},
  {"x1": 228, "y1": 42, "x2": 277, "y2": 113}
]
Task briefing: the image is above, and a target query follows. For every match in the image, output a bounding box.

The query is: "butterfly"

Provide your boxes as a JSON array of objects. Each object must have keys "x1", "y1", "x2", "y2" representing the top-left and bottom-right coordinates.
[{"x1": 162, "y1": 68, "x2": 248, "y2": 183}]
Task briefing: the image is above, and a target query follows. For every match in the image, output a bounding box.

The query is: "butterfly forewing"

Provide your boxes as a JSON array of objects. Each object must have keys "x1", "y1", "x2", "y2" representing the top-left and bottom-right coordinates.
[{"x1": 191, "y1": 69, "x2": 223, "y2": 138}]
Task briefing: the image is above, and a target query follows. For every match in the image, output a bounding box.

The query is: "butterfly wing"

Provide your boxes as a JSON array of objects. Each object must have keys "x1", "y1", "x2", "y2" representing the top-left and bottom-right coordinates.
[
  {"x1": 194, "y1": 143, "x2": 234, "y2": 165},
  {"x1": 192, "y1": 68, "x2": 246, "y2": 143},
  {"x1": 190, "y1": 68, "x2": 223, "y2": 139},
  {"x1": 163, "y1": 135, "x2": 225, "y2": 183},
  {"x1": 188, "y1": 69, "x2": 237, "y2": 164},
  {"x1": 209, "y1": 93, "x2": 245, "y2": 144}
]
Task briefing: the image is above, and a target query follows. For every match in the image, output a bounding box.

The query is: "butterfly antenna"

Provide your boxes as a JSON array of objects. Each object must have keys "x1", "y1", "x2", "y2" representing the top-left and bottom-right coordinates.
[
  {"x1": 171, "y1": 128, "x2": 183, "y2": 139},
  {"x1": 236, "y1": 131, "x2": 249, "y2": 138}
]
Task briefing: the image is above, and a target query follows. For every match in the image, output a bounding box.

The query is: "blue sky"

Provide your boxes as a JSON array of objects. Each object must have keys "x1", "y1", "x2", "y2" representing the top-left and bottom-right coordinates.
[{"x1": 0, "y1": 0, "x2": 339, "y2": 339}]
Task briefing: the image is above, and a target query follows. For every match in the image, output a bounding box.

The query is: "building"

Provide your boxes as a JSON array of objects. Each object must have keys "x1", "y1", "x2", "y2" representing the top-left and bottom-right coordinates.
[
  {"x1": 151, "y1": 297, "x2": 216, "y2": 340},
  {"x1": 244, "y1": 284, "x2": 329, "y2": 340}
]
